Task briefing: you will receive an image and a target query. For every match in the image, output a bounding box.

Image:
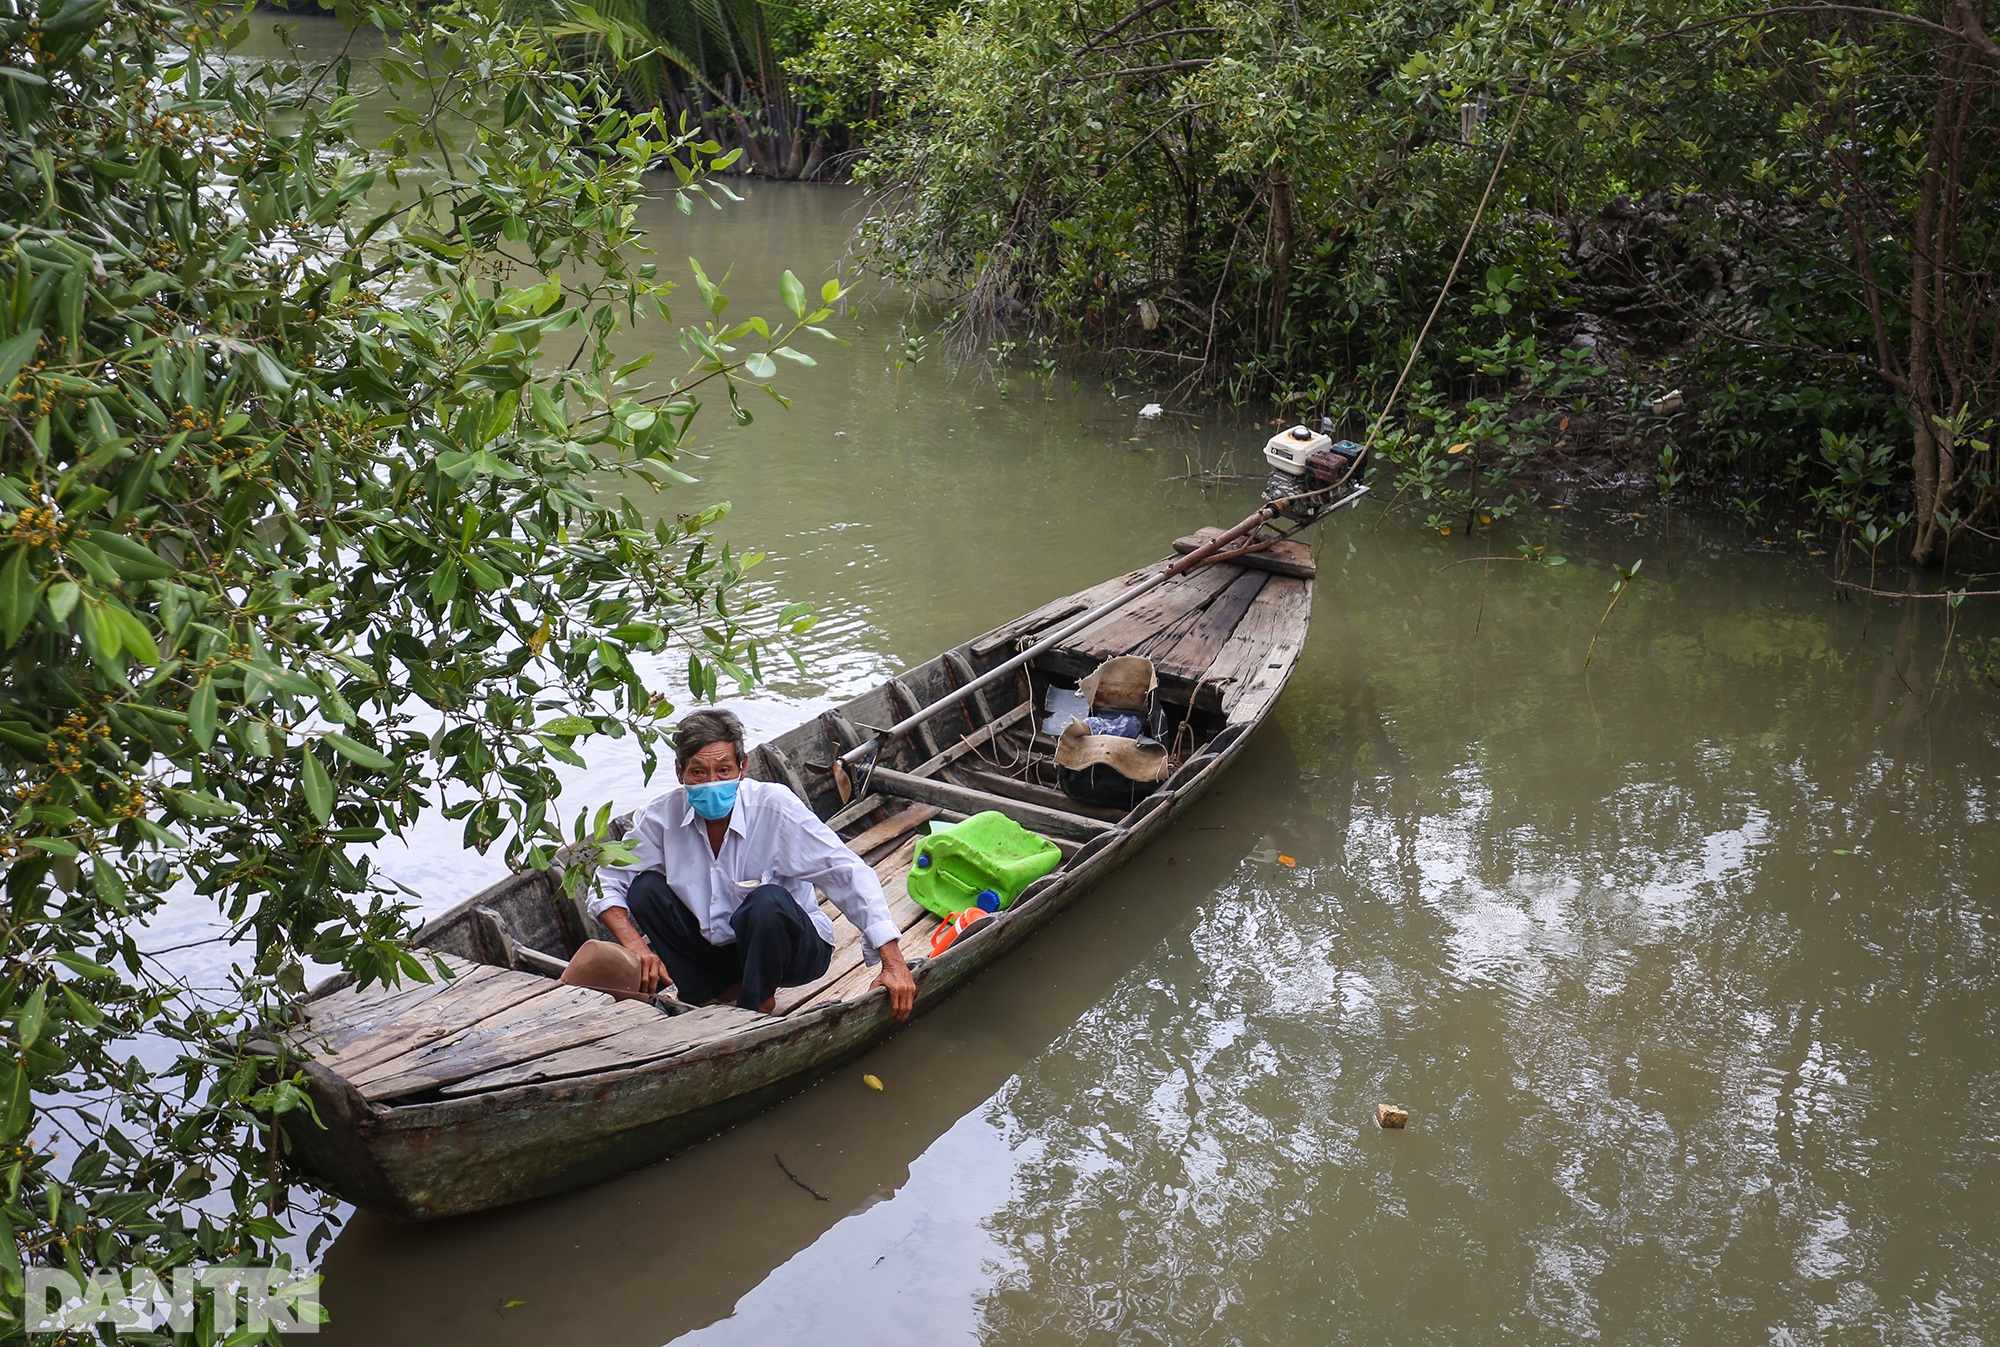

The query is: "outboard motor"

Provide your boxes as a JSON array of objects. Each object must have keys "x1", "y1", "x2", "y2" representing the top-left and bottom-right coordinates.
[{"x1": 1261, "y1": 425, "x2": 1368, "y2": 522}]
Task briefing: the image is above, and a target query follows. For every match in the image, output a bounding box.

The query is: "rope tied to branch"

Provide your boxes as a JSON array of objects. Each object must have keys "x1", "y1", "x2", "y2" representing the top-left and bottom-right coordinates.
[{"x1": 1364, "y1": 85, "x2": 1536, "y2": 450}]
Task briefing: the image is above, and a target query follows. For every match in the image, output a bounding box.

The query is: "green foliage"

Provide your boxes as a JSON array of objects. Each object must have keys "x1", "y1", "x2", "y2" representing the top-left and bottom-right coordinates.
[
  {"x1": 787, "y1": 0, "x2": 954, "y2": 135},
  {"x1": 0, "y1": 0, "x2": 841, "y2": 1331},
  {"x1": 1372, "y1": 342, "x2": 1604, "y2": 536},
  {"x1": 579, "y1": 0, "x2": 787, "y2": 109},
  {"x1": 846, "y1": 0, "x2": 1575, "y2": 388},
  {"x1": 1488, "y1": 1, "x2": 1999, "y2": 564},
  {"x1": 842, "y1": 0, "x2": 1997, "y2": 560},
  {"x1": 567, "y1": 0, "x2": 850, "y2": 176}
]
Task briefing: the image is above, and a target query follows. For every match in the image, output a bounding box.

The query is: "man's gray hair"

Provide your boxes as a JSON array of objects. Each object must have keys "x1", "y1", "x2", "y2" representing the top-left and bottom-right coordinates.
[{"x1": 674, "y1": 708, "x2": 746, "y2": 770}]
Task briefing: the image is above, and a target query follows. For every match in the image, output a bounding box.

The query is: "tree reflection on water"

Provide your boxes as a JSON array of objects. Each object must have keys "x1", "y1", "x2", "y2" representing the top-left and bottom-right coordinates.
[{"x1": 972, "y1": 570, "x2": 2000, "y2": 1344}]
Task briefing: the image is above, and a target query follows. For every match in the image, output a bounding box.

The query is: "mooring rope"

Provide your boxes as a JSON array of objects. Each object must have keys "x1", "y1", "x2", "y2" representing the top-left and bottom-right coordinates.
[
  {"x1": 1364, "y1": 86, "x2": 1535, "y2": 449},
  {"x1": 1205, "y1": 95, "x2": 1535, "y2": 546}
]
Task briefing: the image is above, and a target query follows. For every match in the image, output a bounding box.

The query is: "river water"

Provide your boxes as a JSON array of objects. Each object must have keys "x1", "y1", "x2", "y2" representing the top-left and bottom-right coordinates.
[{"x1": 228, "y1": 17, "x2": 2000, "y2": 1345}]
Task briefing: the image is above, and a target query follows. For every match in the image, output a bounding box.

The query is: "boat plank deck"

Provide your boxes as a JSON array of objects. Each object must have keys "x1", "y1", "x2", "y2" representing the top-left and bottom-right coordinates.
[
  {"x1": 291, "y1": 963, "x2": 537, "y2": 1077},
  {"x1": 353, "y1": 983, "x2": 660, "y2": 1102},
  {"x1": 772, "y1": 837, "x2": 929, "y2": 1014},
  {"x1": 291, "y1": 954, "x2": 481, "y2": 1055},
  {"x1": 438, "y1": 1005, "x2": 766, "y2": 1096},
  {"x1": 1148, "y1": 568, "x2": 1269, "y2": 682},
  {"x1": 333, "y1": 973, "x2": 579, "y2": 1087},
  {"x1": 1209, "y1": 575, "x2": 1312, "y2": 723},
  {"x1": 801, "y1": 910, "x2": 944, "y2": 1012},
  {"x1": 1057, "y1": 564, "x2": 1239, "y2": 664}
]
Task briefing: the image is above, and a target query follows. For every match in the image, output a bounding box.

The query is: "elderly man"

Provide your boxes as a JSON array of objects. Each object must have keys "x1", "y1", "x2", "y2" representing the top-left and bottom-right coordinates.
[{"x1": 589, "y1": 709, "x2": 917, "y2": 1019}]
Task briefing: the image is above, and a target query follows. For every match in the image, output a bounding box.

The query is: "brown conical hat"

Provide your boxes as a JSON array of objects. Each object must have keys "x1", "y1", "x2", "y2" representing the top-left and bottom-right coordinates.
[{"x1": 559, "y1": 939, "x2": 649, "y2": 1001}]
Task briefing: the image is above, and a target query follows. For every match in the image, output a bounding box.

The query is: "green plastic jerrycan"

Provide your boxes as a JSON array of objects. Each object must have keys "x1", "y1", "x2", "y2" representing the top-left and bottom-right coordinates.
[{"x1": 907, "y1": 811, "x2": 1062, "y2": 918}]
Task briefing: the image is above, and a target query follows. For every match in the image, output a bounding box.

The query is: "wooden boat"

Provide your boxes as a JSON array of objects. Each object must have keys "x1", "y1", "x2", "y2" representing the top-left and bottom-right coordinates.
[{"x1": 276, "y1": 528, "x2": 1316, "y2": 1220}]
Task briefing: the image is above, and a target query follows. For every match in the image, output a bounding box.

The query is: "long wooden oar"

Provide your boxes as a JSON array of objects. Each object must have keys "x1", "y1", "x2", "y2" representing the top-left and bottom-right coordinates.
[{"x1": 837, "y1": 485, "x2": 1368, "y2": 767}]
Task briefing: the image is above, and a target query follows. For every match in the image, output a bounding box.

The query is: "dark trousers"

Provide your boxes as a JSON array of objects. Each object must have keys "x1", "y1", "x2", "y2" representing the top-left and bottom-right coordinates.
[{"x1": 625, "y1": 872, "x2": 832, "y2": 1011}]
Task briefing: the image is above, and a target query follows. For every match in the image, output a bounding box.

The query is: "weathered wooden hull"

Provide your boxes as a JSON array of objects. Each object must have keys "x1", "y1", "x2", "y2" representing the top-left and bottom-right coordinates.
[{"x1": 280, "y1": 540, "x2": 1313, "y2": 1220}]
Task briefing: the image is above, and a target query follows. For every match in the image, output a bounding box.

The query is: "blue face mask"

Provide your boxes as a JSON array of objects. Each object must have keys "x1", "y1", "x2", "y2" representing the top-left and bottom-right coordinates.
[{"x1": 686, "y1": 779, "x2": 739, "y2": 821}]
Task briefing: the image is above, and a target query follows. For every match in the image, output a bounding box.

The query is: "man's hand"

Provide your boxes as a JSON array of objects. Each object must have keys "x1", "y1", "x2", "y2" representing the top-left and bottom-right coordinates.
[
  {"x1": 601, "y1": 907, "x2": 672, "y2": 996},
  {"x1": 872, "y1": 942, "x2": 916, "y2": 1020}
]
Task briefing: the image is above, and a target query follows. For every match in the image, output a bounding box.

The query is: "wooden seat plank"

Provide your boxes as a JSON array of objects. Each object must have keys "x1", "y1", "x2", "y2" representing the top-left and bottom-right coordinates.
[
  {"x1": 863, "y1": 766, "x2": 1113, "y2": 842},
  {"x1": 354, "y1": 984, "x2": 661, "y2": 1101},
  {"x1": 947, "y1": 765, "x2": 1131, "y2": 822},
  {"x1": 842, "y1": 805, "x2": 939, "y2": 858},
  {"x1": 825, "y1": 792, "x2": 892, "y2": 832},
  {"x1": 1171, "y1": 528, "x2": 1317, "y2": 578},
  {"x1": 437, "y1": 1005, "x2": 766, "y2": 1095},
  {"x1": 1148, "y1": 568, "x2": 1270, "y2": 683},
  {"x1": 315, "y1": 967, "x2": 566, "y2": 1084},
  {"x1": 1208, "y1": 575, "x2": 1312, "y2": 723},
  {"x1": 1057, "y1": 563, "x2": 1239, "y2": 662}
]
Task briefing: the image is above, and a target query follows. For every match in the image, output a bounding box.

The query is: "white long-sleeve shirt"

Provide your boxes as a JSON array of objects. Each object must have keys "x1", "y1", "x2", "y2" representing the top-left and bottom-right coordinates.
[{"x1": 590, "y1": 777, "x2": 901, "y2": 965}]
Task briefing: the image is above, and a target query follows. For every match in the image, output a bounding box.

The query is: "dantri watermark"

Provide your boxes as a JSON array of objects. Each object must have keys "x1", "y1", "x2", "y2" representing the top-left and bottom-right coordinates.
[{"x1": 23, "y1": 1266, "x2": 323, "y2": 1334}]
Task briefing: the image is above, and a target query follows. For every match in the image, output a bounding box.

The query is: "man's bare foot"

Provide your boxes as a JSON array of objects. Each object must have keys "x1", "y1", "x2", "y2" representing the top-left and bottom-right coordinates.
[{"x1": 758, "y1": 996, "x2": 776, "y2": 1014}]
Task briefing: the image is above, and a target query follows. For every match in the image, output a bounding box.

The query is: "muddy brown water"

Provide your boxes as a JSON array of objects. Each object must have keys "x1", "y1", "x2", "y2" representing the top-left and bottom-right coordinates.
[{"x1": 212, "y1": 17, "x2": 2000, "y2": 1344}]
